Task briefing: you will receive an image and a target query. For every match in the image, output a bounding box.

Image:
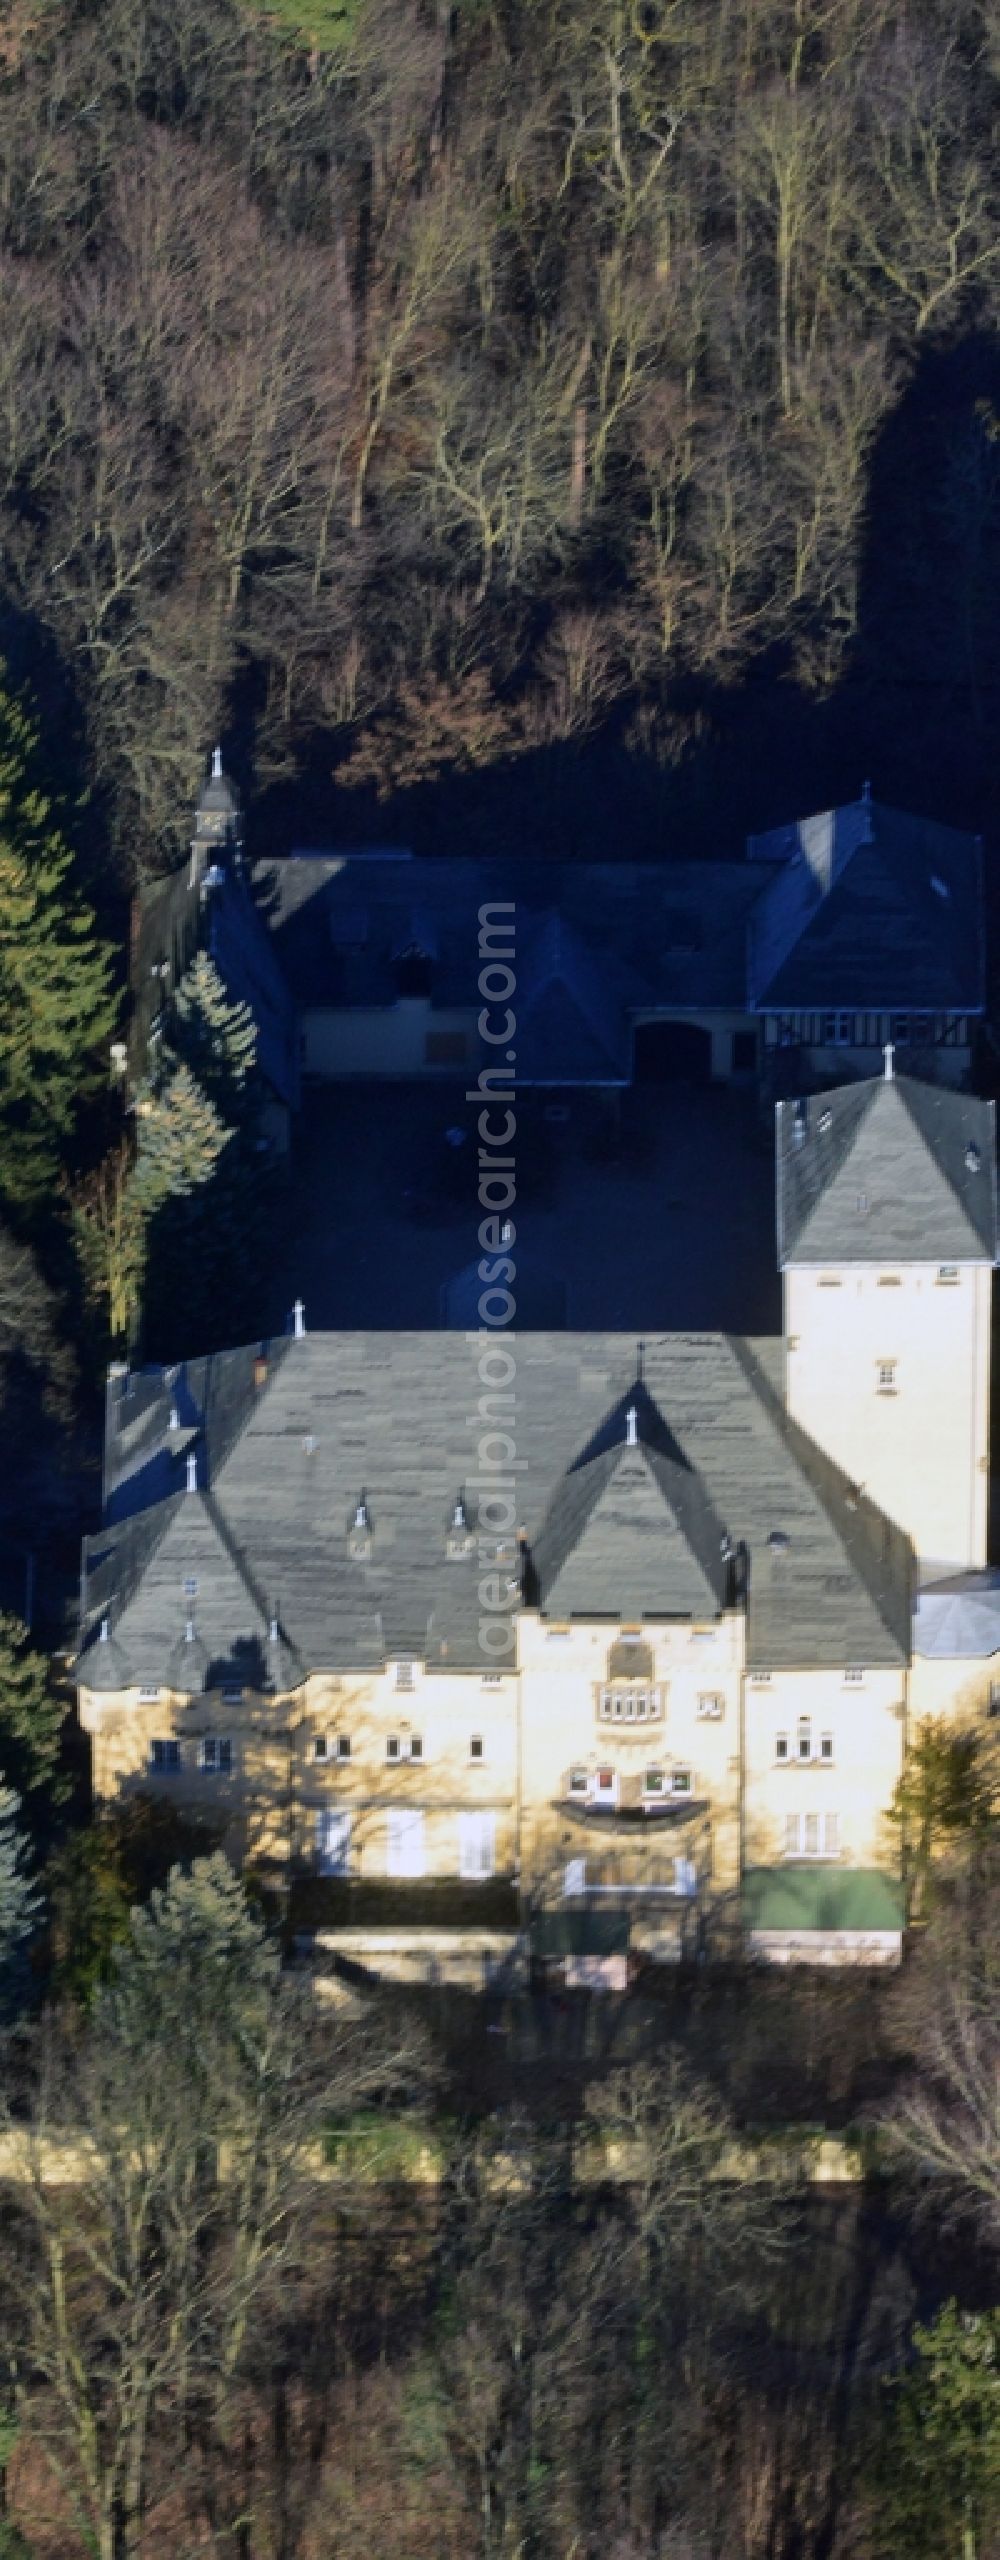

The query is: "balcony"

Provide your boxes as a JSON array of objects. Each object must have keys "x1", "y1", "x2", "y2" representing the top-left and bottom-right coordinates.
[{"x1": 559, "y1": 1768, "x2": 707, "y2": 1823}]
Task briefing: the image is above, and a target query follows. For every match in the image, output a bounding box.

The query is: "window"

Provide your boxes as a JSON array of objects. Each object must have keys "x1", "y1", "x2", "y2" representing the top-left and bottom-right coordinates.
[
  {"x1": 844, "y1": 1667, "x2": 865, "y2": 1686},
  {"x1": 386, "y1": 1808, "x2": 426, "y2": 1878},
  {"x1": 891, "y1": 1015, "x2": 909, "y2": 1042},
  {"x1": 386, "y1": 1736, "x2": 400, "y2": 1761},
  {"x1": 564, "y1": 1857, "x2": 586, "y2": 1897},
  {"x1": 568, "y1": 1767, "x2": 588, "y2": 1795},
  {"x1": 592, "y1": 1768, "x2": 618, "y2": 1803},
  {"x1": 989, "y1": 1681, "x2": 1000, "y2": 1719},
  {"x1": 546, "y1": 1627, "x2": 570, "y2": 1643},
  {"x1": 817, "y1": 1275, "x2": 842, "y2": 1288},
  {"x1": 221, "y1": 1684, "x2": 243, "y2": 1707},
  {"x1": 937, "y1": 1266, "x2": 959, "y2": 1285},
  {"x1": 674, "y1": 1856, "x2": 697, "y2": 1897},
  {"x1": 394, "y1": 1661, "x2": 414, "y2": 1691},
  {"x1": 481, "y1": 1673, "x2": 503, "y2": 1687},
  {"x1": 316, "y1": 1809, "x2": 351, "y2": 1876},
  {"x1": 783, "y1": 1812, "x2": 840, "y2": 1859},
  {"x1": 150, "y1": 1738, "x2": 180, "y2": 1774},
  {"x1": 408, "y1": 1735, "x2": 423, "y2": 1761},
  {"x1": 314, "y1": 1735, "x2": 330, "y2": 1761},
  {"x1": 775, "y1": 1734, "x2": 789, "y2": 1761},
  {"x1": 459, "y1": 1811, "x2": 496, "y2": 1881},
  {"x1": 820, "y1": 1735, "x2": 833, "y2": 1763},
  {"x1": 876, "y1": 1360, "x2": 897, "y2": 1394},
  {"x1": 183, "y1": 1578, "x2": 198, "y2": 1600},
  {"x1": 671, "y1": 1769, "x2": 692, "y2": 1795},
  {"x1": 797, "y1": 1719, "x2": 812, "y2": 1762},
  {"x1": 749, "y1": 1673, "x2": 771, "y2": 1686},
  {"x1": 335, "y1": 1735, "x2": 351, "y2": 1760},
  {"x1": 878, "y1": 1275, "x2": 901, "y2": 1288},
  {"x1": 139, "y1": 1686, "x2": 161, "y2": 1704},
  {"x1": 598, "y1": 1685, "x2": 660, "y2": 1723},
  {"x1": 697, "y1": 1693, "x2": 724, "y2": 1720},
  {"x1": 643, "y1": 1768, "x2": 664, "y2": 1795},
  {"x1": 469, "y1": 1735, "x2": 484, "y2": 1761},
  {"x1": 200, "y1": 1737, "x2": 232, "y2": 1774},
  {"x1": 833, "y1": 1013, "x2": 853, "y2": 1046}
]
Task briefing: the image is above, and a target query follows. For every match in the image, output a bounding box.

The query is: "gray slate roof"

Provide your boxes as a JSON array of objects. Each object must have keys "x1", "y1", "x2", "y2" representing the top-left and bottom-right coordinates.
[
  {"x1": 776, "y1": 1073, "x2": 998, "y2": 1264},
  {"x1": 255, "y1": 852, "x2": 766, "y2": 1040},
  {"x1": 746, "y1": 798, "x2": 983, "y2": 1013},
  {"x1": 78, "y1": 1331, "x2": 912, "y2": 1689}
]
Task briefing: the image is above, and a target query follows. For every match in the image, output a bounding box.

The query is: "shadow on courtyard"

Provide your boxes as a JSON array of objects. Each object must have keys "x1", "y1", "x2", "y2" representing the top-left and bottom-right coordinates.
[{"x1": 262, "y1": 1079, "x2": 781, "y2": 1339}]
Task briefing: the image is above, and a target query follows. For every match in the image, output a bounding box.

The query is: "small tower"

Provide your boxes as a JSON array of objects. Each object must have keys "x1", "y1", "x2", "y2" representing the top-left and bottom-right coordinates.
[
  {"x1": 189, "y1": 746, "x2": 243, "y2": 885},
  {"x1": 776, "y1": 1072, "x2": 998, "y2": 1565}
]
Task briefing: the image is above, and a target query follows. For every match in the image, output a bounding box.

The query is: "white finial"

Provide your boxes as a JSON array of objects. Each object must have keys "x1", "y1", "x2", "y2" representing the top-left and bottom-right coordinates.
[
  {"x1": 99, "y1": 1616, "x2": 109, "y2": 1643},
  {"x1": 626, "y1": 1404, "x2": 638, "y2": 1447},
  {"x1": 293, "y1": 1298, "x2": 305, "y2": 1339},
  {"x1": 185, "y1": 1616, "x2": 195, "y2": 1643},
  {"x1": 883, "y1": 1042, "x2": 894, "y2": 1082},
  {"x1": 169, "y1": 1404, "x2": 179, "y2": 1432},
  {"x1": 212, "y1": 744, "x2": 222, "y2": 779},
  {"x1": 186, "y1": 1450, "x2": 198, "y2": 1493},
  {"x1": 269, "y1": 1615, "x2": 279, "y2": 1644}
]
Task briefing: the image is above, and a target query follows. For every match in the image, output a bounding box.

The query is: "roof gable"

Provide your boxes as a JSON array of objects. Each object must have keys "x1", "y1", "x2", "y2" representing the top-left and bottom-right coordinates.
[
  {"x1": 776, "y1": 1074, "x2": 998, "y2": 1264},
  {"x1": 532, "y1": 1386, "x2": 731, "y2": 1618},
  {"x1": 747, "y1": 800, "x2": 983, "y2": 1013}
]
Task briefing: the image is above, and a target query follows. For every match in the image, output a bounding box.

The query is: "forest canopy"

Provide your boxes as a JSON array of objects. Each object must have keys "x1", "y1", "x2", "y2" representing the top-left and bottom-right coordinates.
[{"x1": 0, "y1": 0, "x2": 998, "y2": 870}]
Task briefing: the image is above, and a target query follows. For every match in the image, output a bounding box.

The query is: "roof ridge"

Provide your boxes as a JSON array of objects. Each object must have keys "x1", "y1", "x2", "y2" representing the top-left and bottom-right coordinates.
[
  {"x1": 80, "y1": 1493, "x2": 186, "y2": 1648},
  {"x1": 200, "y1": 1486, "x2": 274, "y2": 1632}
]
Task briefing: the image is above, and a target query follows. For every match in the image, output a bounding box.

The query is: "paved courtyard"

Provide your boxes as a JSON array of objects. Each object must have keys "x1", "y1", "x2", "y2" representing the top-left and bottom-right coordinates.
[{"x1": 263, "y1": 1080, "x2": 782, "y2": 1339}]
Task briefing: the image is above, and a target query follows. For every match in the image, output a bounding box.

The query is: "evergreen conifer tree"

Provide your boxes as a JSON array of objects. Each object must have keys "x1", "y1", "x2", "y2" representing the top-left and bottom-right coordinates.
[
  {"x1": 0, "y1": 1615, "x2": 66, "y2": 1807},
  {"x1": 169, "y1": 951, "x2": 258, "y2": 1120},
  {"x1": 0, "y1": 675, "x2": 116, "y2": 1213},
  {"x1": 134, "y1": 1061, "x2": 230, "y2": 1208}
]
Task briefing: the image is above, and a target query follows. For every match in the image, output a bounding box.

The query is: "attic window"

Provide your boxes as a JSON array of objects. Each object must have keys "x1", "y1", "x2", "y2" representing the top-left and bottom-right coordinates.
[
  {"x1": 183, "y1": 1578, "x2": 198, "y2": 1599},
  {"x1": 221, "y1": 1684, "x2": 244, "y2": 1706},
  {"x1": 966, "y1": 1143, "x2": 982, "y2": 1174},
  {"x1": 937, "y1": 1266, "x2": 959, "y2": 1285},
  {"x1": 394, "y1": 1660, "x2": 415, "y2": 1691},
  {"x1": 855, "y1": 1192, "x2": 869, "y2": 1215},
  {"x1": 876, "y1": 1360, "x2": 897, "y2": 1394}
]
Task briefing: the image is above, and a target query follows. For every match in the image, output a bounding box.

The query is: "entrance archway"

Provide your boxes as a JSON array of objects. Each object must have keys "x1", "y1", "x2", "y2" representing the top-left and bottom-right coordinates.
[{"x1": 632, "y1": 1020, "x2": 712, "y2": 1084}]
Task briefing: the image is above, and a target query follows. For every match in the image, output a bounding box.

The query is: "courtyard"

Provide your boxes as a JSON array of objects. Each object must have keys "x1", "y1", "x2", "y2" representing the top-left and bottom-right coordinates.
[{"x1": 263, "y1": 1078, "x2": 782, "y2": 1338}]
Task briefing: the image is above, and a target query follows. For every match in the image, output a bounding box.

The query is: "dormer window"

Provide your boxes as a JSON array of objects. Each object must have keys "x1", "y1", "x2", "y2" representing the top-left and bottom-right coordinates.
[
  {"x1": 349, "y1": 1496, "x2": 372, "y2": 1560},
  {"x1": 447, "y1": 1493, "x2": 474, "y2": 1559}
]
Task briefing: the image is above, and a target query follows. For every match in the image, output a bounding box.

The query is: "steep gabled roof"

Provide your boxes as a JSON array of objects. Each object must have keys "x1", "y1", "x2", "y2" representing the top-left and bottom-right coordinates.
[
  {"x1": 532, "y1": 1385, "x2": 730, "y2": 1618},
  {"x1": 80, "y1": 1331, "x2": 912, "y2": 1683},
  {"x1": 746, "y1": 799, "x2": 983, "y2": 1013},
  {"x1": 515, "y1": 911, "x2": 633, "y2": 1084},
  {"x1": 776, "y1": 1073, "x2": 998, "y2": 1264}
]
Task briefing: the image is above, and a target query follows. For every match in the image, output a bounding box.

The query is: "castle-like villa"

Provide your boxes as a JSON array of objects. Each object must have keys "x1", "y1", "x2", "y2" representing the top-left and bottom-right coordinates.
[{"x1": 77, "y1": 1037, "x2": 1000, "y2": 1966}]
